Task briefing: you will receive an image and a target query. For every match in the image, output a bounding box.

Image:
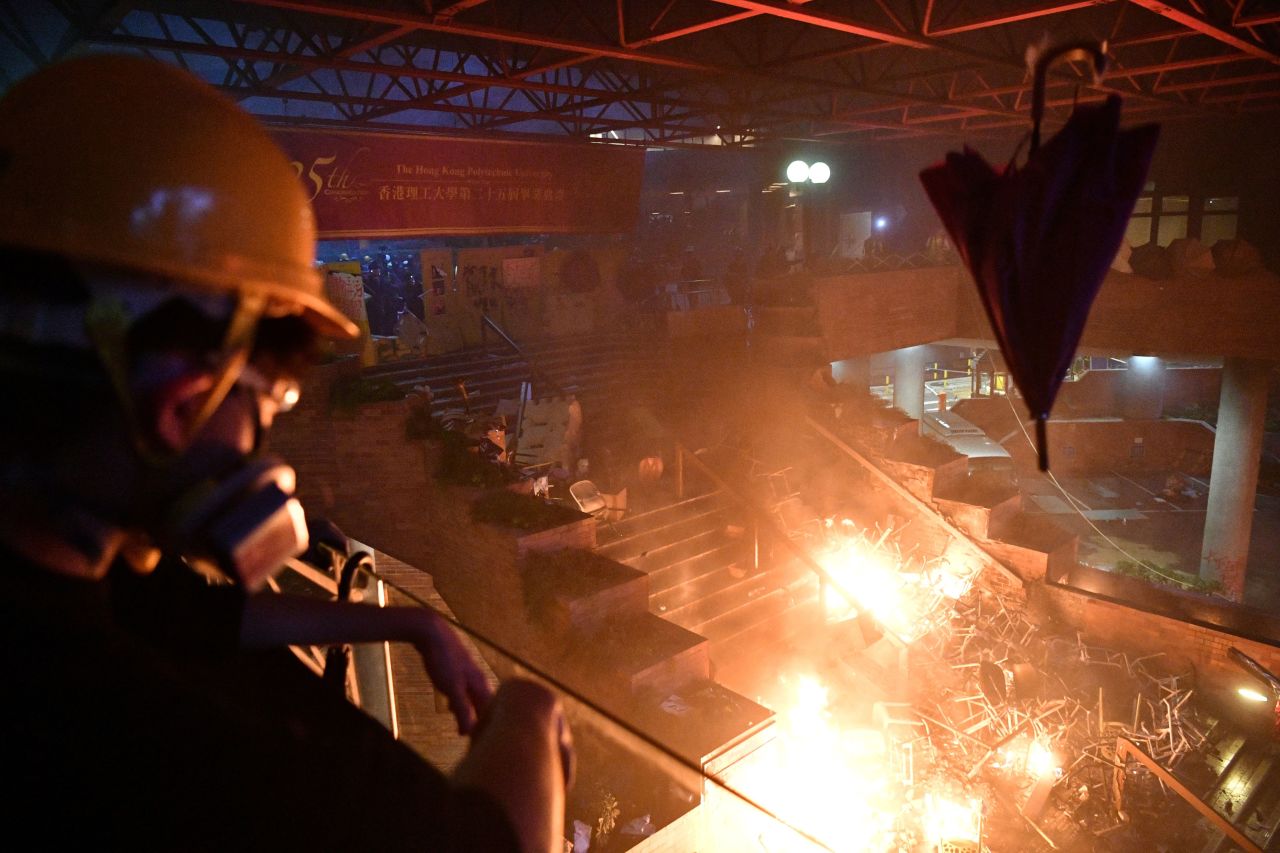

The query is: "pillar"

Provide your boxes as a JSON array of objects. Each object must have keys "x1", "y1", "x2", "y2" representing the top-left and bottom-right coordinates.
[
  {"x1": 893, "y1": 345, "x2": 927, "y2": 420},
  {"x1": 1200, "y1": 357, "x2": 1269, "y2": 601}
]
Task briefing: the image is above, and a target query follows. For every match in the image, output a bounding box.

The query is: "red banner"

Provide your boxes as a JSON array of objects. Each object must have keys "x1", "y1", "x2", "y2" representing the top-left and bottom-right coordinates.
[{"x1": 273, "y1": 128, "x2": 645, "y2": 238}]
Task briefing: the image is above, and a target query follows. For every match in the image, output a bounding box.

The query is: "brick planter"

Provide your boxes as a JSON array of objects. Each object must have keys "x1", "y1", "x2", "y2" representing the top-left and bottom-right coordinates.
[
  {"x1": 880, "y1": 455, "x2": 969, "y2": 503},
  {"x1": 935, "y1": 491, "x2": 1021, "y2": 540}
]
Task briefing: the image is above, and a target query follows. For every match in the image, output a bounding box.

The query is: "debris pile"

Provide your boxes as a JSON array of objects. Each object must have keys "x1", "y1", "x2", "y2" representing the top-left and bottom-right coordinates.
[{"x1": 898, "y1": 584, "x2": 1217, "y2": 849}]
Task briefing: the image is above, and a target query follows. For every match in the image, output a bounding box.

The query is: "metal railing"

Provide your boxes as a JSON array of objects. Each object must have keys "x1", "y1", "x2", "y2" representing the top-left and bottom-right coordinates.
[{"x1": 332, "y1": 550, "x2": 842, "y2": 853}]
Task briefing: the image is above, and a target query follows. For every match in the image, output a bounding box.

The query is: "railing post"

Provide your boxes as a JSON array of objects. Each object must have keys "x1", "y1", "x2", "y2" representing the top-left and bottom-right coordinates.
[
  {"x1": 752, "y1": 520, "x2": 759, "y2": 572},
  {"x1": 675, "y1": 445, "x2": 684, "y2": 500}
]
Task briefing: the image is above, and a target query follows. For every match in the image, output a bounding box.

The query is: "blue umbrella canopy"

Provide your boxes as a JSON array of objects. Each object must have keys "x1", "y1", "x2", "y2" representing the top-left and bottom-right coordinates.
[{"x1": 920, "y1": 42, "x2": 1160, "y2": 470}]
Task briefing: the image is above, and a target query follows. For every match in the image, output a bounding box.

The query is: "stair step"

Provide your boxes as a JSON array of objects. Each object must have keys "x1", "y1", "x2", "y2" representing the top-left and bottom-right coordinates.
[
  {"x1": 596, "y1": 491, "x2": 723, "y2": 544},
  {"x1": 696, "y1": 587, "x2": 793, "y2": 646},
  {"x1": 558, "y1": 611, "x2": 710, "y2": 698},
  {"x1": 370, "y1": 337, "x2": 659, "y2": 386},
  {"x1": 614, "y1": 523, "x2": 739, "y2": 575},
  {"x1": 648, "y1": 540, "x2": 752, "y2": 601},
  {"x1": 661, "y1": 562, "x2": 798, "y2": 630},
  {"x1": 692, "y1": 569, "x2": 815, "y2": 647},
  {"x1": 596, "y1": 506, "x2": 729, "y2": 563},
  {"x1": 709, "y1": 584, "x2": 823, "y2": 667}
]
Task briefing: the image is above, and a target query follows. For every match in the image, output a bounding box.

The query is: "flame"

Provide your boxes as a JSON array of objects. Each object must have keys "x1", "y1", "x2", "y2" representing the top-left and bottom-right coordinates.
[
  {"x1": 727, "y1": 674, "x2": 899, "y2": 851},
  {"x1": 922, "y1": 793, "x2": 983, "y2": 846},
  {"x1": 1026, "y1": 738, "x2": 1059, "y2": 778},
  {"x1": 816, "y1": 521, "x2": 972, "y2": 642}
]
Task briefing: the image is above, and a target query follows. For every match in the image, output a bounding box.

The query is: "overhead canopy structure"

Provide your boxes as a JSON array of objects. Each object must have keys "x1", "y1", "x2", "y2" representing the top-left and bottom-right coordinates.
[{"x1": 3, "y1": 0, "x2": 1278, "y2": 147}]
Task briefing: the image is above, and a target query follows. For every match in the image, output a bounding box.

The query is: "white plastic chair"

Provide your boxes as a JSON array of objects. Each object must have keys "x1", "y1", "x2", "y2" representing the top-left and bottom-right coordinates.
[{"x1": 569, "y1": 480, "x2": 607, "y2": 517}]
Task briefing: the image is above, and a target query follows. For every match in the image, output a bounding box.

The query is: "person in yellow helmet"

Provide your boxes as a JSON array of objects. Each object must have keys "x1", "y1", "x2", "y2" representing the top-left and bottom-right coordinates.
[{"x1": 0, "y1": 55, "x2": 568, "y2": 851}]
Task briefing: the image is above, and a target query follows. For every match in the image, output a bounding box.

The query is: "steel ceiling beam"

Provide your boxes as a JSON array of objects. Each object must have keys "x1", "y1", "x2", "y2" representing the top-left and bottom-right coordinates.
[
  {"x1": 231, "y1": 0, "x2": 717, "y2": 71},
  {"x1": 704, "y1": 0, "x2": 1218, "y2": 115},
  {"x1": 91, "y1": 32, "x2": 635, "y2": 102},
  {"x1": 94, "y1": 20, "x2": 851, "y2": 136},
  {"x1": 621, "y1": 10, "x2": 759, "y2": 49},
  {"x1": 81, "y1": 0, "x2": 1279, "y2": 143},
  {"x1": 1128, "y1": 0, "x2": 1280, "y2": 65},
  {"x1": 431, "y1": 0, "x2": 490, "y2": 22},
  {"x1": 706, "y1": 0, "x2": 931, "y2": 49},
  {"x1": 1234, "y1": 3, "x2": 1280, "y2": 27},
  {"x1": 925, "y1": 0, "x2": 1118, "y2": 37},
  {"x1": 94, "y1": 26, "x2": 826, "y2": 137},
  {"x1": 1155, "y1": 69, "x2": 1280, "y2": 93}
]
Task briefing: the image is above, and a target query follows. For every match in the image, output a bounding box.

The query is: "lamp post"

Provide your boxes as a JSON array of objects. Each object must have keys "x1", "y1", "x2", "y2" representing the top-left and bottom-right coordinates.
[{"x1": 785, "y1": 159, "x2": 831, "y2": 270}]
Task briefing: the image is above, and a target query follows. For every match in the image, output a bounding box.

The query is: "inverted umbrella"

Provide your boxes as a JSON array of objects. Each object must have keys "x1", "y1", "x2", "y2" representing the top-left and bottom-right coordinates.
[{"x1": 919, "y1": 41, "x2": 1160, "y2": 470}]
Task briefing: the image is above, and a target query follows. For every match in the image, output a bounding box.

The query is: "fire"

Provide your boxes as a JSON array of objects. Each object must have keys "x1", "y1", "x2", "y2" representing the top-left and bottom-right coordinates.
[
  {"x1": 922, "y1": 792, "x2": 983, "y2": 847},
  {"x1": 725, "y1": 674, "x2": 900, "y2": 852},
  {"x1": 1026, "y1": 738, "x2": 1060, "y2": 779},
  {"x1": 816, "y1": 521, "x2": 973, "y2": 642}
]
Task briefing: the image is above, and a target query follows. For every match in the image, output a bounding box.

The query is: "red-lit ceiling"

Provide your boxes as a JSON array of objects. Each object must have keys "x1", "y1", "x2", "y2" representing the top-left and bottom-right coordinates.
[{"x1": 5, "y1": 0, "x2": 1279, "y2": 146}]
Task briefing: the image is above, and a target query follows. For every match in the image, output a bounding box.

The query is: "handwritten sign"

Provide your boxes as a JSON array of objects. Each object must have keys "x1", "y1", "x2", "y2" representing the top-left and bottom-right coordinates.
[{"x1": 502, "y1": 256, "x2": 542, "y2": 290}]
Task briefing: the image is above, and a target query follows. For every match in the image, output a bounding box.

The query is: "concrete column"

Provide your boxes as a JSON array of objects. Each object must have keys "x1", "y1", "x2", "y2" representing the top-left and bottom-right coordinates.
[
  {"x1": 1121, "y1": 355, "x2": 1166, "y2": 420},
  {"x1": 893, "y1": 345, "x2": 927, "y2": 420},
  {"x1": 1200, "y1": 357, "x2": 1269, "y2": 601}
]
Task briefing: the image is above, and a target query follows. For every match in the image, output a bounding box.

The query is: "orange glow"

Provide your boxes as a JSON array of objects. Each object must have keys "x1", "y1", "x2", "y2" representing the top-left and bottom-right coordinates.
[
  {"x1": 816, "y1": 521, "x2": 974, "y2": 642},
  {"x1": 1026, "y1": 738, "x2": 1059, "y2": 778},
  {"x1": 922, "y1": 793, "x2": 983, "y2": 847},
  {"x1": 729, "y1": 673, "x2": 900, "y2": 851}
]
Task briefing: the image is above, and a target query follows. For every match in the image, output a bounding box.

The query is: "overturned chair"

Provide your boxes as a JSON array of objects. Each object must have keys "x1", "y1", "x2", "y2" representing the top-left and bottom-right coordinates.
[{"x1": 569, "y1": 480, "x2": 627, "y2": 523}]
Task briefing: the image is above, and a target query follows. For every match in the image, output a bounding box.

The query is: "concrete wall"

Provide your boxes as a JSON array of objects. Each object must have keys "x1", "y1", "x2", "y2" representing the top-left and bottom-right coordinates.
[
  {"x1": 1005, "y1": 418, "x2": 1216, "y2": 476},
  {"x1": 1035, "y1": 581, "x2": 1280, "y2": 701},
  {"x1": 815, "y1": 264, "x2": 1280, "y2": 369},
  {"x1": 813, "y1": 266, "x2": 962, "y2": 361},
  {"x1": 953, "y1": 269, "x2": 1280, "y2": 361},
  {"x1": 1054, "y1": 367, "x2": 1223, "y2": 418}
]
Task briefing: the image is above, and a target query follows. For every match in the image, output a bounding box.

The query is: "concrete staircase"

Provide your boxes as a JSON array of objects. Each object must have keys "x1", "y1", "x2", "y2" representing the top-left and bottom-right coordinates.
[
  {"x1": 596, "y1": 491, "x2": 820, "y2": 671},
  {"x1": 365, "y1": 331, "x2": 667, "y2": 415}
]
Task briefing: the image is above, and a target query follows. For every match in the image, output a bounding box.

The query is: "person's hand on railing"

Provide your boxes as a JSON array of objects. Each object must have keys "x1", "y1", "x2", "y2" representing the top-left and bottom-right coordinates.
[
  {"x1": 240, "y1": 593, "x2": 494, "y2": 736},
  {"x1": 456, "y1": 678, "x2": 573, "y2": 853},
  {"x1": 410, "y1": 608, "x2": 495, "y2": 736}
]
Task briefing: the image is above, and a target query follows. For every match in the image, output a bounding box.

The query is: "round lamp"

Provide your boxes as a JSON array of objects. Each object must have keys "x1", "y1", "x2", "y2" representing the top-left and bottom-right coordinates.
[{"x1": 786, "y1": 160, "x2": 810, "y2": 182}]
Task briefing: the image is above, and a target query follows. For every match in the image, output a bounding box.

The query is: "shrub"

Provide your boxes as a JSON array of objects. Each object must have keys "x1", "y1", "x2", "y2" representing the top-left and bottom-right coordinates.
[{"x1": 1113, "y1": 559, "x2": 1224, "y2": 596}]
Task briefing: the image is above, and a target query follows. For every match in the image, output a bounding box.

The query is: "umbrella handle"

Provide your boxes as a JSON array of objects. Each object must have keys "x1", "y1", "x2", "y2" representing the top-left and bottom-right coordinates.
[
  {"x1": 1036, "y1": 414, "x2": 1050, "y2": 472},
  {"x1": 1030, "y1": 41, "x2": 1109, "y2": 153}
]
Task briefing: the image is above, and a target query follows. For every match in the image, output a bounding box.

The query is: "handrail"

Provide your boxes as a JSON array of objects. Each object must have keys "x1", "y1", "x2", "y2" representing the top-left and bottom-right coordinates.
[
  {"x1": 479, "y1": 313, "x2": 568, "y2": 397},
  {"x1": 805, "y1": 414, "x2": 1026, "y2": 593},
  {"x1": 324, "y1": 551, "x2": 375, "y2": 695},
  {"x1": 671, "y1": 440, "x2": 867, "y2": 636},
  {"x1": 347, "y1": 558, "x2": 837, "y2": 853}
]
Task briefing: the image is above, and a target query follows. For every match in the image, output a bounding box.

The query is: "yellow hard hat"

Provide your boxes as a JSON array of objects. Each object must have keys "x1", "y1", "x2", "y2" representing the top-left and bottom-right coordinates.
[{"x1": 0, "y1": 55, "x2": 357, "y2": 340}]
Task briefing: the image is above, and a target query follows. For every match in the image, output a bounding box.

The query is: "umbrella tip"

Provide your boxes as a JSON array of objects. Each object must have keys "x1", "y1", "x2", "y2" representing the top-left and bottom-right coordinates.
[{"x1": 1036, "y1": 414, "x2": 1050, "y2": 472}]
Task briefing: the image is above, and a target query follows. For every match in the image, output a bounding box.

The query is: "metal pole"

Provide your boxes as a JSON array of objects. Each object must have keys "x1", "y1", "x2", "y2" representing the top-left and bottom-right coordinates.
[
  {"x1": 753, "y1": 520, "x2": 760, "y2": 572},
  {"x1": 676, "y1": 444, "x2": 685, "y2": 499}
]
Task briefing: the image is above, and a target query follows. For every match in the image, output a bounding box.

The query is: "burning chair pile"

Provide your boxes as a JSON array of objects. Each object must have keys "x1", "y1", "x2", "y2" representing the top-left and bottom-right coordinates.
[
  {"x1": 898, "y1": 583, "x2": 1214, "y2": 848},
  {"x1": 735, "y1": 515, "x2": 1225, "y2": 850}
]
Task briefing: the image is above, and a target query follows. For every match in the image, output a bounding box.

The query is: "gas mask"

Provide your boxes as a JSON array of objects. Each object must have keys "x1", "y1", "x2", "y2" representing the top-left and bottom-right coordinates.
[
  {"x1": 160, "y1": 455, "x2": 309, "y2": 591},
  {"x1": 152, "y1": 364, "x2": 310, "y2": 591}
]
